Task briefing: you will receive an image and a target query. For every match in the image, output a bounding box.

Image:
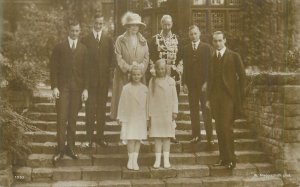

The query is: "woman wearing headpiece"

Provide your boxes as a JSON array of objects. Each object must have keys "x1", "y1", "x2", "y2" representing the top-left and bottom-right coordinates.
[{"x1": 110, "y1": 12, "x2": 149, "y2": 120}]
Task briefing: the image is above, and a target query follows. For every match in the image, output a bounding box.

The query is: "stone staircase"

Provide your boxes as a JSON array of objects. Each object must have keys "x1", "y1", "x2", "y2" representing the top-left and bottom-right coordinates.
[{"x1": 12, "y1": 86, "x2": 284, "y2": 187}]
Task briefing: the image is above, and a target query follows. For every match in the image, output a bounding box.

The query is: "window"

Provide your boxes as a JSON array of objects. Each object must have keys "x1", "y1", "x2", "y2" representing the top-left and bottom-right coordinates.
[
  {"x1": 192, "y1": 0, "x2": 243, "y2": 37},
  {"x1": 210, "y1": 0, "x2": 225, "y2": 5},
  {"x1": 193, "y1": 0, "x2": 206, "y2": 5},
  {"x1": 211, "y1": 11, "x2": 225, "y2": 31},
  {"x1": 228, "y1": 11, "x2": 242, "y2": 33},
  {"x1": 228, "y1": 0, "x2": 241, "y2": 5},
  {"x1": 192, "y1": 11, "x2": 207, "y2": 34}
]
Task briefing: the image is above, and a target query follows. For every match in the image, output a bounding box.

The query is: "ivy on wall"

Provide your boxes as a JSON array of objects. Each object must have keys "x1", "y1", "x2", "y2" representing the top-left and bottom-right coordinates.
[{"x1": 242, "y1": 0, "x2": 299, "y2": 71}]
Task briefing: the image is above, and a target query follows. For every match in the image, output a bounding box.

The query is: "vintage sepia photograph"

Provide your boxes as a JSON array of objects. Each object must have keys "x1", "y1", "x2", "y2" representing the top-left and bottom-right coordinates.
[{"x1": 0, "y1": 0, "x2": 299, "y2": 186}]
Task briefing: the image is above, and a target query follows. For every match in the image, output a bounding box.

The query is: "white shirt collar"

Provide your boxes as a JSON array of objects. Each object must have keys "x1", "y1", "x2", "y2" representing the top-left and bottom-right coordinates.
[
  {"x1": 192, "y1": 40, "x2": 200, "y2": 49},
  {"x1": 93, "y1": 29, "x2": 102, "y2": 41},
  {"x1": 68, "y1": 37, "x2": 78, "y2": 49},
  {"x1": 216, "y1": 47, "x2": 226, "y2": 57}
]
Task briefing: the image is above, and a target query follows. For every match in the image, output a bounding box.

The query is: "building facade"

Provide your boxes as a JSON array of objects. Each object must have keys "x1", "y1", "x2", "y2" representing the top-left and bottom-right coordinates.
[{"x1": 115, "y1": 0, "x2": 243, "y2": 43}]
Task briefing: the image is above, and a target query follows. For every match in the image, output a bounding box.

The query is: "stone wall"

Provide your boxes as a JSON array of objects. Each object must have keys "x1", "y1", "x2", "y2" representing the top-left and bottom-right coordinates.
[
  {"x1": 0, "y1": 151, "x2": 13, "y2": 187},
  {"x1": 245, "y1": 73, "x2": 300, "y2": 175}
]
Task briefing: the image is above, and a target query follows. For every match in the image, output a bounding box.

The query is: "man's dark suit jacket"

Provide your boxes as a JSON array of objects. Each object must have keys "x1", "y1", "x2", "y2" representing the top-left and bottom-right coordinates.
[
  {"x1": 81, "y1": 33, "x2": 114, "y2": 89},
  {"x1": 207, "y1": 48, "x2": 246, "y2": 119},
  {"x1": 50, "y1": 40, "x2": 89, "y2": 91},
  {"x1": 182, "y1": 42, "x2": 211, "y2": 87}
]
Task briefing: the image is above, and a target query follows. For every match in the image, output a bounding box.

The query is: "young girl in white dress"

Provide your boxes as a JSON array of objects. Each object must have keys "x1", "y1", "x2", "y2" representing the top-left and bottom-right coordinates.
[
  {"x1": 117, "y1": 65, "x2": 148, "y2": 171},
  {"x1": 148, "y1": 59, "x2": 178, "y2": 168}
]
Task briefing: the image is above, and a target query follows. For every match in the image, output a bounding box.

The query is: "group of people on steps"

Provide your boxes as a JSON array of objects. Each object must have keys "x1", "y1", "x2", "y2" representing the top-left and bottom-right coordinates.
[{"x1": 50, "y1": 11, "x2": 245, "y2": 171}]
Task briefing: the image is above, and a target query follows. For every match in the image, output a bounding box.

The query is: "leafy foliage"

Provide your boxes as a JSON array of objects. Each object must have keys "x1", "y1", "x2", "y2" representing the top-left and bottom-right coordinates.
[
  {"x1": 0, "y1": 98, "x2": 40, "y2": 158},
  {"x1": 1, "y1": 1, "x2": 114, "y2": 90},
  {"x1": 1, "y1": 4, "x2": 66, "y2": 90},
  {"x1": 242, "y1": 0, "x2": 298, "y2": 71},
  {"x1": 0, "y1": 53, "x2": 47, "y2": 91},
  {"x1": 0, "y1": 53, "x2": 41, "y2": 159}
]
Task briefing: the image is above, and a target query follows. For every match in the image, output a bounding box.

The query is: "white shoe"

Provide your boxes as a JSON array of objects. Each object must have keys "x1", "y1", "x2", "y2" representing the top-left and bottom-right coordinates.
[
  {"x1": 163, "y1": 152, "x2": 171, "y2": 168},
  {"x1": 132, "y1": 152, "x2": 139, "y2": 171},
  {"x1": 153, "y1": 153, "x2": 161, "y2": 168},
  {"x1": 127, "y1": 153, "x2": 133, "y2": 170}
]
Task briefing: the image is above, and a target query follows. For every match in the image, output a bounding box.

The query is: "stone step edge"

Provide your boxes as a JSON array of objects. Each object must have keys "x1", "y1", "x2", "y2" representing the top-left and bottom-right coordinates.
[
  {"x1": 24, "y1": 128, "x2": 253, "y2": 135},
  {"x1": 27, "y1": 139, "x2": 262, "y2": 154},
  {"x1": 30, "y1": 119, "x2": 247, "y2": 125},
  {"x1": 28, "y1": 139, "x2": 259, "y2": 146},
  {"x1": 13, "y1": 163, "x2": 277, "y2": 181},
  {"x1": 12, "y1": 175, "x2": 284, "y2": 187},
  {"x1": 26, "y1": 151, "x2": 268, "y2": 160}
]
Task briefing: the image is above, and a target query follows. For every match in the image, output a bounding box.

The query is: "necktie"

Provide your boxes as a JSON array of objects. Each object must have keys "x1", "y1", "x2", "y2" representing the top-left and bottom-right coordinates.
[
  {"x1": 217, "y1": 51, "x2": 221, "y2": 60},
  {"x1": 71, "y1": 41, "x2": 76, "y2": 51},
  {"x1": 193, "y1": 43, "x2": 197, "y2": 51},
  {"x1": 96, "y1": 33, "x2": 100, "y2": 42}
]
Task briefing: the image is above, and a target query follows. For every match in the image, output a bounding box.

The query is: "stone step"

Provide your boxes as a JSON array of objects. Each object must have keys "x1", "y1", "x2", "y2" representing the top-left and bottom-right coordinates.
[
  {"x1": 32, "y1": 91, "x2": 112, "y2": 104},
  {"x1": 27, "y1": 112, "x2": 112, "y2": 122},
  {"x1": 30, "y1": 119, "x2": 249, "y2": 132},
  {"x1": 24, "y1": 129, "x2": 255, "y2": 143},
  {"x1": 27, "y1": 110, "x2": 203, "y2": 122},
  {"x1": 175, "y1": 119, "x2": 248, "y2": 130},
  {"x1": 32, "y1": 91, "x2": 189, "y2": 104},
  {"x1": 25, "y1": 151, "x2": 269, "y2": 168},
  {"x1": 13, "y1": 163, "x2": 276, "y2": 182},
  {"x1": 12, "y1": 174, "x2": 284, "y2": 187},
  {"x1": 31, "y1": 102, "x2": 191, "y2": 113},
  {"x1": 27, "y1": 111, "x2": 250, "y2": 123},
  {"x1": 32, "y1": 102, "x2": 112, "y2": 113},
  {"x1": 28, "y1": 139, "x2": 262, "y2": 154}
]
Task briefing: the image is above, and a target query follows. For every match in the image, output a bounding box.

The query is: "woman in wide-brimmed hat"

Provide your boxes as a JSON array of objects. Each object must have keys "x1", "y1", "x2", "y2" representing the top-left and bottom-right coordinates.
[{"x1": 110, "y1": 12, "x2": 149, "y2": 120}]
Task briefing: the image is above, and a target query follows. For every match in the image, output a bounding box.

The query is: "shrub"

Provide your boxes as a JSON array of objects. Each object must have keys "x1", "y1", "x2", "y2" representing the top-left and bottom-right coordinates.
[
  {"x1": 242, "y1": 0, "x2": 298, "y2": 71},
  {"x1": 0, "y1": 53, "x2": 47, "y2": 91},
  {"x1": 0, "y1": 98, "x2": 39, "y2": 159}
]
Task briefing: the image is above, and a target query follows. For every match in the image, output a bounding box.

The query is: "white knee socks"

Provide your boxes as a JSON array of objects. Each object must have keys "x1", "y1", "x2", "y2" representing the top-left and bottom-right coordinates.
[
  {"x1": 153, "y1": 153, "x2": 161, "y2": 168},
  {"x1": 127, "y1": 153, "x2": 133, "y2": 170},
  {"x1": 131, "y1": 152, "x2": 170, "y2": 169},
  {"x1": 132, "y1": 152, "x2": 139, "y2": 170},
  {"x1": 163, "y1": 152, "x2": 171, "y2": 168}
]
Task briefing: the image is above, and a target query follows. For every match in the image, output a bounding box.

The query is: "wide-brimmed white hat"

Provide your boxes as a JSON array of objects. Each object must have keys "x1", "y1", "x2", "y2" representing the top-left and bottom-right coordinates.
[{"x1": 122, "y1": 12, "x2": 146, "y2": 29}]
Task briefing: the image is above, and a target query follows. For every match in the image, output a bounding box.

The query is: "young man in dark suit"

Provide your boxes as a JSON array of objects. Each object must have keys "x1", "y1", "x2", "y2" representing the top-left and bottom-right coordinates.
[
  {"x1": 182, "y1": 25, "x2": 213, "y2": 149},
  {"x1": 50, "y1": 20, "x2": 89, "y2": 163},
  {"x1": 81, "y1": 14, "x2": 114, "y2": 148},
  {"x1": 207, "y1": 31, "x2": 246, "y2": 169}
]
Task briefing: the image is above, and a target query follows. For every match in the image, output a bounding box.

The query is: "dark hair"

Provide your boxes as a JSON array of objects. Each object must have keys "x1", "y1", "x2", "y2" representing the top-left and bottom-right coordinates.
[
  {"x1": 189, "y1": 25, "x2": 201, "y2": 33},
  {"x1": 94, "y1": 13, "x2": 104, "y2": 19},
  {"x1": 212, "y1": 31, "x2": 226, "y2": 39},
  {"x1": 68, "y1": 19, "x2": 80, "y2": 28}
]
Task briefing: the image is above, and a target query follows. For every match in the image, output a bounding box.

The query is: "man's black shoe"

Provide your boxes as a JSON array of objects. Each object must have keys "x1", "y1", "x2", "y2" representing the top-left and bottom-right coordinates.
[
  {"x1": 53, "y1": 152, "x2": 64, "y2": 165},
  {"x1": 190, "y1": 136, "x2": 201, "y2": 144},
  {"x1": 65, "y1": 149, "x2": 79, "y2": 160},
  {"x1": 227, "y1": 161, "x2": 236, "y2": 169},
  {"x1": 213, "y1": 160, "x2": 227, "y2": 166},
  {"x1": 96, "y1": 139, "x2": 108, "y2": 148}
]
